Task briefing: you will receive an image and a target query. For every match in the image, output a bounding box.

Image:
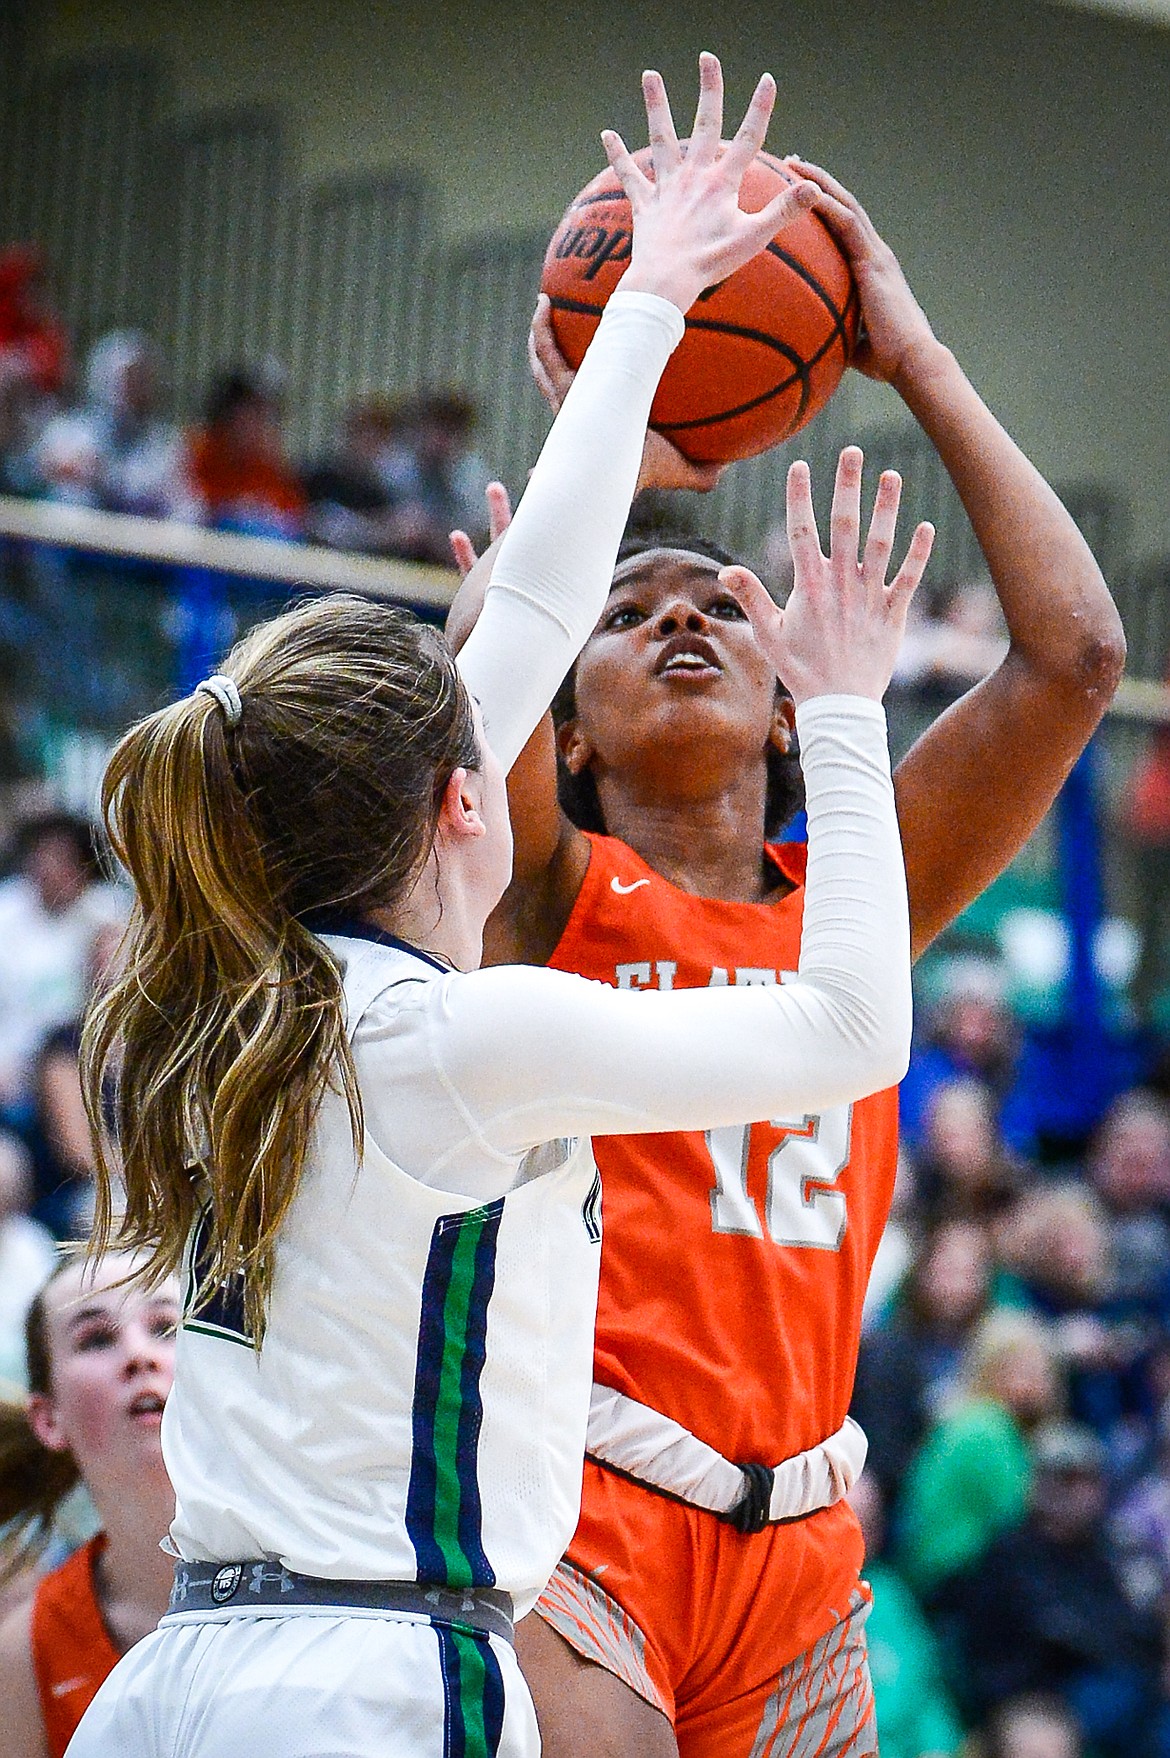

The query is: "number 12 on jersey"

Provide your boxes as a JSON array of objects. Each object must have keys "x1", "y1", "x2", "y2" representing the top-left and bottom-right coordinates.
[{"x1": 706, "y1": 1104, "x2": 853, "y2": 1249}]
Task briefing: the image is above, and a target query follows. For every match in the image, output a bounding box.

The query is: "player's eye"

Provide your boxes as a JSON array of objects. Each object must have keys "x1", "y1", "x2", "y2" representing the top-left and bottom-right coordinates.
[
  {"x1": 74, "y1": 1325, "x2": 117, "y2": 1352},
  {"x1": 603, "y1": 603, "x2": 645, "y2": 631},
  {"x1": 709, "y1": 595, "x2": 747, "y2": 620}
]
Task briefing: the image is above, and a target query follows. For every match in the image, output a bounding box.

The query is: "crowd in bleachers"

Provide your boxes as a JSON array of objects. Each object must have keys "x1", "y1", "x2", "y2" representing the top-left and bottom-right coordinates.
[
  {"x1": 850, "y1": 958, "x2": 1170, "y2": 1757},
  {"x1": 0, "y1": 242, "x2": 493, "y2": 562},
  {"x1": 7, "y1": 240, "x2": 1170, "y2": 1757}
]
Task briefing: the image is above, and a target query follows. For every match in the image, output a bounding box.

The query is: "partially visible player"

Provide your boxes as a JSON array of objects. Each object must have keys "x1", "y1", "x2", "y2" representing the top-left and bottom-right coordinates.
[
  {"x1": 66, "y1": 57, "x2": 929, "y2": 1758},
  {"x1": 448, "y1": 161, "x2": 1126, "y2": 1758},
  {"x1": 0, "y1": 1252, "x2": 177, "y2": 1758}
]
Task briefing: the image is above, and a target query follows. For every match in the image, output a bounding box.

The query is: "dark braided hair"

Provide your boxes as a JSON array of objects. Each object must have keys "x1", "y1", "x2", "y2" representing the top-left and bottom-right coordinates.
[{"x1": 551, "y1": 518, "x2": 805, "y2": 838}]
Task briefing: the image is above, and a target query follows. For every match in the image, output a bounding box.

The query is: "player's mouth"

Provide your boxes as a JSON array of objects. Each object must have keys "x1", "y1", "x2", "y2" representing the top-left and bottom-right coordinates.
[
  {"x1": 127, "y1": 1389, "x2": 167, "y2": 1424},
  {"x1": 654, "y1": 634, "x2": 722, "y2": 680}
]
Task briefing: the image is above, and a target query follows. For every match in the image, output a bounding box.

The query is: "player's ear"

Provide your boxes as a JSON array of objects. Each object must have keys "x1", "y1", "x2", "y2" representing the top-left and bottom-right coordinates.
[
  {"x1": 768, "y1": 692, "x2": 796, "y2": 756},
  {"x1": 435, "y1": 767, "x2": 486, "y2": 842},
  {"x1": 557, "y1": 719, "x2": 595, "y2": 776},
  {"x1": 27, "y1": 1391, "x2": 69, "y2": 1454}
]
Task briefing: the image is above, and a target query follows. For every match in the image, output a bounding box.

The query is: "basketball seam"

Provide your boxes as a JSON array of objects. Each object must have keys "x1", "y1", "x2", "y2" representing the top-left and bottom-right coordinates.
[{"x1": 547, "y1": 296, "x2": 851, "y2": 434}]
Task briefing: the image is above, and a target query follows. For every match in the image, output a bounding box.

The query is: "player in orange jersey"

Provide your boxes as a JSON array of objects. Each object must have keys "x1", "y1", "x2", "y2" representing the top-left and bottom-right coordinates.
[
  {"x1": 0, "y1": 1252, "x2": 178, "y2": 1758},
  {"x1": 448, "y1": 151, "x2": 1125, "y2": 1757}
]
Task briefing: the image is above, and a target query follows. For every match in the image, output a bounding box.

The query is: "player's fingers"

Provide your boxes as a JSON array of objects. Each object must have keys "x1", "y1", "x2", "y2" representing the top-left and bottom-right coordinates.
[
  {"x1": 862, "y1": 470, "x2": 902, "y2": 588},
  {"x1": 688, "y1": 51, "x2": 724, "y2": 166},
  {"x1": 527, "y1": 324, "x2": 557, "y2": 408},
  {"x1": 449, "y1": 530, "x2": 478, "y2": 577},
  {"x1": 802, "y1": 188, "x2": 869, "y2": 261},
  {"x1": 888, "y1": 521, "x2": 935, "y2": 608},
  {"x1": 829, "y1": 445, "x2": 864, "y2": 579},
  {"x1": 788, "y1": 157, "x2": 879, "y2": 240},
  {"x1": 751, "y1": 177, "x2": 819, "y2": 246},
  {"x1": 485, "y1": 481, "x2": 513, "y2": 543},
  {"x1": 721, "y1": 71, "x2": 776, "y2": 180},
  {"x1": 528, "y1": 301, "x2": 572, "y2": 409},
  {"x1": 602, "y1": 130, "x2": 652, "y2": 209},
  {"x1": 641, "y1": 69, "x2": 681, "y2": 181},
  {"x1": 719, "y1": 565, "x2": 782, "y2": 643},
  {"x1": 786, "y1": 460, "x2": 825, "y2": 578}
]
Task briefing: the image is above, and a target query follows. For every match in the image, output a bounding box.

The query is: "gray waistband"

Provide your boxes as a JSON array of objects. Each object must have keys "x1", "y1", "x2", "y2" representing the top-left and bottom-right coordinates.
[{"x1": 168, "y1": 1561, "x2": 515, "y2": 1644}]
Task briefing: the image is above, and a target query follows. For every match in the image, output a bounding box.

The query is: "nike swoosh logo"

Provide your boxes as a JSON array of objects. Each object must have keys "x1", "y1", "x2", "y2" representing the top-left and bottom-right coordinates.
[
  {"x1": 611, "y1": 877, "x2": 650, "y2": 895},
  {"x1": 51, "y1": 1677, "x2": 90, "y2": 1698}
]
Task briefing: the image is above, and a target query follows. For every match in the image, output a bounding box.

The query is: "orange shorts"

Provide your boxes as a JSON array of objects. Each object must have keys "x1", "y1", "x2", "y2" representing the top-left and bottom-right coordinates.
[{"x1": 533, "y1": 1460, "x2": 875, "y2": 1758}]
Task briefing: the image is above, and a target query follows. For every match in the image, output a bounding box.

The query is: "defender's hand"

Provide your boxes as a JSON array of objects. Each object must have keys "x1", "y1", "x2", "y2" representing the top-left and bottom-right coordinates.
[
  {"x1": 609, "y1": 52, "x2": 819, "y2": 316},
  {"x1": 722, "y1": 446, "x2": 934, "y2": 704}
]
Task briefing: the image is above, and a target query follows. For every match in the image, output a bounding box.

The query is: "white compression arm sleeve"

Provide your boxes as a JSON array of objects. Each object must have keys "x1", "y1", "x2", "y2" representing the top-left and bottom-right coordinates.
[
  {"x1": 456, "y1": 290, "x2": 684, "y2": 773},
  {"x1": 380, "y1": 697, "x2": 912, "y2": 1187}
]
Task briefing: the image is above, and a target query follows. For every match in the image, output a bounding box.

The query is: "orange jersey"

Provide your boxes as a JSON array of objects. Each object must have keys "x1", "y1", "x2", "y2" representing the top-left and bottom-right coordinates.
[
  {"x1": 550, "y1": 832, "x2": 899, "y2": 1573},
  {"x1": 30, "y1": 1536, "x2": 119, "y2": 1758}
]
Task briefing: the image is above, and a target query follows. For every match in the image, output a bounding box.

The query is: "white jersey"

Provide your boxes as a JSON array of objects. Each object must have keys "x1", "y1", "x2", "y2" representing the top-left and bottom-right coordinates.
[{"x1": 165, "y1": 933, "x2": 602, "y2": 1617}]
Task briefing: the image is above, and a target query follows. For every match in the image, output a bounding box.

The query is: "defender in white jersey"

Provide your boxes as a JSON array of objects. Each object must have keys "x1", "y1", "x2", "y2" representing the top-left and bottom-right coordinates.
[{"x1": 69, "y1": 56, "x2": 934, "y2": 1758}]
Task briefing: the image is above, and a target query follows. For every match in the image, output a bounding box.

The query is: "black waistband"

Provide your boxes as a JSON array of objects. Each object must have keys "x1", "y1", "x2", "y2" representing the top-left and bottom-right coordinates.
[{"x1": 167, "y1": 1561, "x2": 514, "y2": 1644}]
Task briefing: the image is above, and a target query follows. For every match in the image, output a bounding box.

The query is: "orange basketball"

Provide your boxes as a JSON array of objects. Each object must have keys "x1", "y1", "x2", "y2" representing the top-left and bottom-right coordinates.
[{"x1": 540, "y1": 149, "x2": 859, "y2": 465}]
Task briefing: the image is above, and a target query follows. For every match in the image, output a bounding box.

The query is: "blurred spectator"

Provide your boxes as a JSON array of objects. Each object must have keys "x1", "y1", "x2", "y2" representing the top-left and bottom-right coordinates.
[
  {"x1": 28, "y1": 918, "x2": 123, "y2": 1240},
  {"x1": 947, "y1": 1423, "x2": 1169, "y2": 1757},
  {"x1": 986, "y1": 1694, "x2": 1085, "y2": 1758},
  {"x1": 34, "y1": 330, "x2": 193, "y2": 521},
  {"x1": 849, "y1": 1470, "x2": 963, "y2": 1758},
  {"x1": 898, "y1": 1310, "x2": 1060, "y2": 1599},
  {"x1": 303, "y1": 398, "x2": 404, "y2": 554},
  {"x1": 916, "y1": 1075, "x2": 1022, "y2": 1225},
  {"x1": 1112, "y1": 1399, "x2": 1170, "y2": 1631},
  {"x1": 187, "y1": 365, "x2": 306, "y2": 538},
  {"x1": 0, "y1": 358, "x2": 50, "y2": 498},
  {"x1": 378, "y1": 390, "x2": 491, "y2": 563},
  {"x1": 0, "y1": 245, "x2": 69, "y2": 401},
  {"x1": 1087, "y1": 1091, "x2": 1170, "y2": 1309},
  {"x1": 1121, "y1": 698, "x2": 1170, "y2": 1026},
  {"x1": 0, "y1": 1132, "x2": 56, "y2": 1389},
  {"x1": 0, "y1": 813, "x2": 125, "y2": 1114},
  {"x1": 853, "y1": 1217, "x2": 998, "y2": 1500},
  {"x1": 900, "y1": 957, "x2": 1019, "y2": 1152},
  {"x1": 1001, "y1": 1181, "x2": 1159, "y2": 1457}
]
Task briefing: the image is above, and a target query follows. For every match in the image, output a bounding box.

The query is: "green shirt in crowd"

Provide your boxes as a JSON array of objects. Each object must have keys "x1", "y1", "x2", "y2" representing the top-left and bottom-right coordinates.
[{"x1": 898, "y1": 1397, "x2": 1032, "y2": 1595}]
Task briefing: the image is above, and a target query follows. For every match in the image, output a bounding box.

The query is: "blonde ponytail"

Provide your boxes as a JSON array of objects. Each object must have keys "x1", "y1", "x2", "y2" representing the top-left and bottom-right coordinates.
[{"x1": 82, "y1": 594, "x2": 478, "y2": 1345}]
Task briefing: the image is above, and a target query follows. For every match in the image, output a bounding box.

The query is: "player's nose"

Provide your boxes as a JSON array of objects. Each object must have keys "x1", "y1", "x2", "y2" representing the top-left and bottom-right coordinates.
[
  {"x1": 654, "y1": 598, "x2": 709, "y2": 636},
  {"x1": 121, "y1": 1323, "x2": 169, "y2": 1375}
]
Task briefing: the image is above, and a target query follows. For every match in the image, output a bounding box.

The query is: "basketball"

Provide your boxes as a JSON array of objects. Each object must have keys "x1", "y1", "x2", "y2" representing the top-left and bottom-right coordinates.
[{"x1": 540, "y1": 148, "x2": 860, "y2": 465}]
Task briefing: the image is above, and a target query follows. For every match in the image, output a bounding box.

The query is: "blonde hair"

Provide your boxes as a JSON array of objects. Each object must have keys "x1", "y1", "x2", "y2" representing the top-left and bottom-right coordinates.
[
  {"x1": 964, "y1": 1309, "x2": 1056, "y2": 1400},
  {"x1": 82, "y1": 594, "x2": 478, "y2": 1344}
]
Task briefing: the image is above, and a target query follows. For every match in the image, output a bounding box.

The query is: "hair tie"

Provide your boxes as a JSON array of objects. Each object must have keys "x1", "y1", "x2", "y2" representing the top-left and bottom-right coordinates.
[{"x1": 196, "y1": 674, "x2": 243, "y2": 727}]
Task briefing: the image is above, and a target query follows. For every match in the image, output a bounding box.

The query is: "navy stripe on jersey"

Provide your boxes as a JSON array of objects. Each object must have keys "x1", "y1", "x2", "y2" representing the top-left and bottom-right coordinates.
[
  {"x1": 406, "y1": 1199, "x2": 504, "y2": 1585},
  {"x1": 300, "y1": 910, "x2": 449, "y2": 973},
  {"x1": 436, "y1": 1621, "x2": 506, "y2": 1757}
]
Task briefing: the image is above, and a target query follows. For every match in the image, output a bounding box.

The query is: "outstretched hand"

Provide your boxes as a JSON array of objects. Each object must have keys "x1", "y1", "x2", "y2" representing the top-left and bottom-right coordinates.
[
  {"x1": 722, "y1": 447, "x2": 934, "y2": 705},
  {"x1": 612, "y1": 52, "x2": 818, "y2": 315}
]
